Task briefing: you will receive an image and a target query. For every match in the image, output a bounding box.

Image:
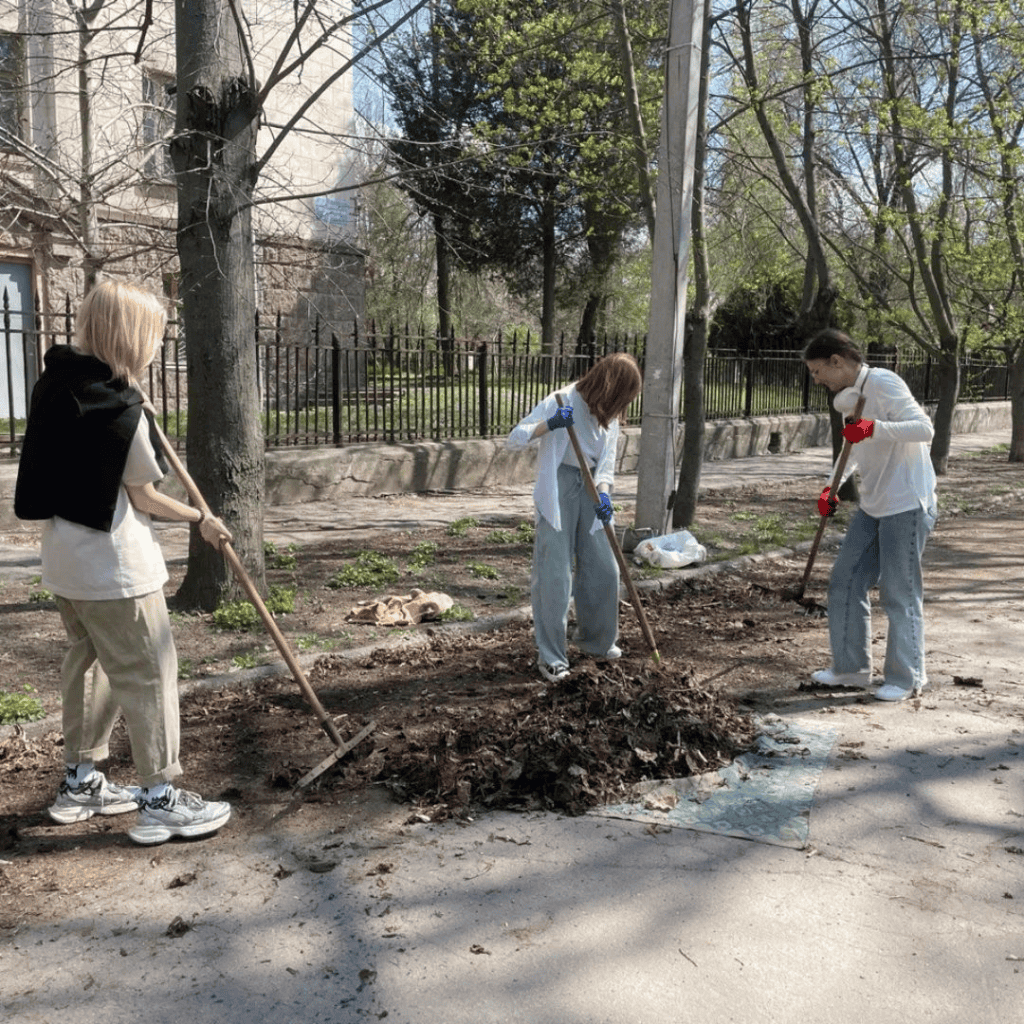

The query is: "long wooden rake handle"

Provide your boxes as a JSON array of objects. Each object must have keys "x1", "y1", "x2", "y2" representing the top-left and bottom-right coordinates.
[
  {"x1": 796, "y1": 392, "x2": 867, "y2": 597},
  {"x1": 555, "y1": 395, "x2": 661, "y2": 663},
  {"x1": 145, "y1": 406, "x2": 345, "y2": 749}
]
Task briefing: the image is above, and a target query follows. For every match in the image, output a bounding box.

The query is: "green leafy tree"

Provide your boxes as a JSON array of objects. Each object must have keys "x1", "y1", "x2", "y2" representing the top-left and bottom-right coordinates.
[
  {"x1": 380, "y1": 1, "x2": 498, "y2": 345},
  {"x1": 448, "y1": 0, "x2": 664, "y2": 354}
]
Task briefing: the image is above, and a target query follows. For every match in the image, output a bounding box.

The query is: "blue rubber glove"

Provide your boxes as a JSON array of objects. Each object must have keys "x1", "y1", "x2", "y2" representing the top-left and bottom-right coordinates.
[
  {"x1": 546, "y1": 403, "x2": 573, "y2": 431},
  {"x1": 594, "y1": 492, "x2": 614, "y2": 523}
]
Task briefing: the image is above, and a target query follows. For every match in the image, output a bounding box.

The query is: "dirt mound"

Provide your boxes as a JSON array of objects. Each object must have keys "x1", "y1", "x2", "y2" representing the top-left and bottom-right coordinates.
[{"x1": 320, "y1": 650, "x2": 757, "y2": 820}]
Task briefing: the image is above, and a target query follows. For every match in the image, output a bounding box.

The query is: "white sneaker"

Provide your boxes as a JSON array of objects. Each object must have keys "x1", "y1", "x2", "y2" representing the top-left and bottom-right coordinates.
[
  {"x1": 48, "y1": 771, "x2": 140, "y2": 824},
  {"x1": 538, "y1": 661, "x2": 570, "y2": 683},
  {"x1": 128, "y1": 786, "x2": 231, "y2": 846},
  {"x1": 874, "y1": 684, "x2": 916, "y2": 702},
  {"x1": 602, "y1": 645, "x2": 622, "y2": 660},
  {"x1": 811, "y1": 668, "x2": 872, "y2": 688}
]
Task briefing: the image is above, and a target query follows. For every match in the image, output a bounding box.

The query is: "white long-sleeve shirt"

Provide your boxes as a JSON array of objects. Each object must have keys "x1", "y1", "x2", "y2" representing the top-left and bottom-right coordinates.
[
  {"x1": 506, "y1": 383, "x2": 619, "y2": 532},
  {"x1": 833, "y1": 364, "x2": 936, "y2": 517}
]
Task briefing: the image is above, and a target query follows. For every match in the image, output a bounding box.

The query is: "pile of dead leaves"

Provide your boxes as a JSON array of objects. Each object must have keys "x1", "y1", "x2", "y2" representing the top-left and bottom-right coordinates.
[{"x1": 350, "y1": 662, "x2": 757, "y2": 820}]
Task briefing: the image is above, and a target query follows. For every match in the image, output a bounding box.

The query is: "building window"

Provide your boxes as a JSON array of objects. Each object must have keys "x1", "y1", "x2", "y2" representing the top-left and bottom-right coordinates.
[
  {"x1": 142, "y1": 73, "x2": 175, "y2": 181},
  {"x1": 0, "y1": 33, "x2": 24, "y2": 147}
]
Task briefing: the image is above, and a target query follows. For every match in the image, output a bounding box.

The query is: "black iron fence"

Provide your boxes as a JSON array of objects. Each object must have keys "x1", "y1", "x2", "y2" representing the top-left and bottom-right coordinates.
[{"x1": 1, "y1": 295, "x2": 1013, "y2": 455}]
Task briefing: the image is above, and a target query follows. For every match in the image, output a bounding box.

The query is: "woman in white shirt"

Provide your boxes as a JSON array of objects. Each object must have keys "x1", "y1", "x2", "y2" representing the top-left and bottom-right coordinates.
[
  {"x1": 507, "y1": 353, "x2": 642, "y2": 682},
  {"x1": 804, "y1": 328, "x2": 938, "y2": 701}
]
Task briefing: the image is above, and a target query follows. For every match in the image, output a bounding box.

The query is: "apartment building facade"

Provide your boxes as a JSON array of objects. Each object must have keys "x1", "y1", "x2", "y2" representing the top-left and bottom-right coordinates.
[{"x1": 0, "y1": 0, "x2": 364, "y2": 418}]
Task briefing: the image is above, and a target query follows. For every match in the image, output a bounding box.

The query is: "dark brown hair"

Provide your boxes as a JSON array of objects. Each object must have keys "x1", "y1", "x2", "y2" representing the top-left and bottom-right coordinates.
[
  {"x1": 802, "y1": 328, "x2": 864, "y2": 364},
  {"x1": 575, "y1": 352, "x2": 643, "y2": 428}
]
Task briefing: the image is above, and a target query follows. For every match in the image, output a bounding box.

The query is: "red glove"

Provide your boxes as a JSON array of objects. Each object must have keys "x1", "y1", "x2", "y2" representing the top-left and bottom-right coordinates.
[
  {"x1": 842, "y1": 418, "x2": 875, "y2": 443},
  {"x1": 818, "y1": 486, "x2": 839, "y2": 517}
]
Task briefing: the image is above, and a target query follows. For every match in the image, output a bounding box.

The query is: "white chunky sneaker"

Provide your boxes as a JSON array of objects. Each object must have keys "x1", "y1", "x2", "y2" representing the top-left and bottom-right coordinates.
[
  {"x1": 48, "y1": 772, "x2": 140, "y2": 824},
  {"x1": 810, "y1": 667, "x2": 872, "y2": 688},
  {"x1": 874, "y1": 684, "x2": 915, "y2": 702},
  {"x1": 128, "y1": 786, "x2": 231, "y2": 846}
]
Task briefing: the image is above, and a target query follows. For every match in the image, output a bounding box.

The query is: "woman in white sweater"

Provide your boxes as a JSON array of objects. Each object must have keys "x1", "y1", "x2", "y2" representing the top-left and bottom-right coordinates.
[
  {"x1": 804, "y1": 328, "x2": 938, "y2": 701},
  {"x1": 507, "y1": 353, "x2": 642, "y2": 682}
]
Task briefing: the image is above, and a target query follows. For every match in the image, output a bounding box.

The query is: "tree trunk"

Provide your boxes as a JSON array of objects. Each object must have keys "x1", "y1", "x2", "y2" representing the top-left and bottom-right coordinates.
[
  {"x1": 434, "y1": 212, "x2": 453, "y2": 376},
  {"x1": 610, "y1": 0, "x2": 656, "y2": 243},
  {"x1": 75, "y1": 2, "x2": 103, "y2": 293},
  {"x1": 673, "y1": 317, "x2": 706, "y2": 529},
  {"x1": 929, "y1": 353, "x2": 960, "y2": 475},
  {"x1": 172, "y1": 1, "x2": 265, "y2": 610},
  {"x1": 1010, "y1": 352, "x2": 1024, "y2": 463},
  {"x1": 576, "y1": 296, "x2": 600, "y2": 360},
  {"x1": 540, "y1": 196, "x2": 557, "y2": 361}
]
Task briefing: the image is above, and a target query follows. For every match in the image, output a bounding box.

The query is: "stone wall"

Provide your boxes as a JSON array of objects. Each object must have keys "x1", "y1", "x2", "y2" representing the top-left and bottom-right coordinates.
[{"x1": 0, "y1": 402, "x2": 1012, "y2": 526}]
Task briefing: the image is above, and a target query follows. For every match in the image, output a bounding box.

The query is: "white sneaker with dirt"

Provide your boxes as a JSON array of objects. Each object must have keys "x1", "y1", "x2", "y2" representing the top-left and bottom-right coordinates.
[
  {"x1": 538, "y1": 661, "x2": 570, "y2": 683},
  {"x1": 602, "y1": 645, "x2": 622, "y2": 660},
  {"x1": 810, "y1": 667, "x2": 872, "y2": 688},
  {"x1": 874, "y1": 684, "x2": 918, "y2": 702},
  {"x1": 128, "y1": 787, "x2": 231, "y2": 846},
  {"x1": 48, "y1": 772, "x2": 140, "y2": 824}
]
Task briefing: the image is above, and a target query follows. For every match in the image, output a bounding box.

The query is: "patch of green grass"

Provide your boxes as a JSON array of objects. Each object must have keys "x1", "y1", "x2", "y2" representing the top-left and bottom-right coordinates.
[
  {"x1": 466, "y1": 561, "x2": 499, "y2": 580},
  {"x1": 295, "y1": 633, "x2": 337, "y2": 652},
  {"x1": 516, "y1": 521, "x2": 535, "y2": 543},
  {"x1": 735, "y1": 516, "x2": 783, "y2": 555},
  {"x1": 635, "y1": 563, "x2": 666, "y2": 579},
  {"x1": 264, "y1": 540, "x2": 299, "y2": 570},
  {"x1": 29, "y1": 588, "x2": 55, "y2": 604},
  {"x1": 265, "y1": 585, "x2": 296, "y2": 615},
  {"x1": 0, "y1": 685, "x2": 46, "y2": 725},
  {"x1": 212, "y1": 599, "x2": 261, "y2": 631},
  {"x1": 438, "y1": 604, "x2": 475, "y2": 622},
  {"x1": 486, "y1": 529, "x2": 518, "y2": 544},
  {"x1": 178, "y1": 658, "x2": 195, "y2": 680},
  {"x1": 408, "y1": 542, "x2": 438, "y2": 570},
  {"x1": 327, "y1": 551, "x2": 401, "y2": 589},
  {"x1": 232, "y1": 650, "x2": 262, "y2": 670},
  {"x1": 446, "y1": 517, "x2": 479, "y2": 537}
]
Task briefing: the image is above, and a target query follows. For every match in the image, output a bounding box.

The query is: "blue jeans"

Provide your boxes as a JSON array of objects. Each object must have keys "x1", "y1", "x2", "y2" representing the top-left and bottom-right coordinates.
[
  {"x1": 532, "y1": 464, "x2": 619, "y2": 668},
  {"x1": 828, "y1": 503, "x2": 937, "y2": 692}
]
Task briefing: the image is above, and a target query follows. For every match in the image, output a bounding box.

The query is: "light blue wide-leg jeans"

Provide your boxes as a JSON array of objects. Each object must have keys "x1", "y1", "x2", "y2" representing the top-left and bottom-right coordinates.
[
  {"x1": 828, "y1": 503, "x2": 937, "y2": 692},
  {"x1": 532, "y1": 464, "x2": 619, "y2": 669}
]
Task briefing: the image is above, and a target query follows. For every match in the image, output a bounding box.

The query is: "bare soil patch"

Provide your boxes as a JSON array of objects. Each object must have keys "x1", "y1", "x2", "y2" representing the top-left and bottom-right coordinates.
[{"x1": 1, "y1": 447, "x2": 1021, "y2": 929}]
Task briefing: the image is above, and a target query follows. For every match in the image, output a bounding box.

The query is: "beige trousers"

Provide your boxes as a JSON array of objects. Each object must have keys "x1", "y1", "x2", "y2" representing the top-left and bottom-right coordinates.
[{"x1": 56, "y1": 591, "x2": 182, "y2": 787}]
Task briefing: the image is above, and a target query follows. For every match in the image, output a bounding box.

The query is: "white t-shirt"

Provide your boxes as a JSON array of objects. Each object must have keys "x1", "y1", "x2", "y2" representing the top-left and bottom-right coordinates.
[{"x1": 42, "y1": 416, "x2": 170, "y2": 600}]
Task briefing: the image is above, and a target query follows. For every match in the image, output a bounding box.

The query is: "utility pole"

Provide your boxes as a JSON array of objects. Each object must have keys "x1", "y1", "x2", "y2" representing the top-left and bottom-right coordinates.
[{"x1": 634, "y1": 0, "x2": 704, "y2": 534}]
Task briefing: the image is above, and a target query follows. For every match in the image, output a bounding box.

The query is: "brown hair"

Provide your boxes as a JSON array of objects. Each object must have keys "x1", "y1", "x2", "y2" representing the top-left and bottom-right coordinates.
[
  {"x1": 802, "y1": 328, "x2": 864, "y2": 365},
  {"x1": 575, "y1": 352, "x2": 642, "y2": 428},
  {"x1": 75, "y1": 279, "x2": 167, "y2": 383}
]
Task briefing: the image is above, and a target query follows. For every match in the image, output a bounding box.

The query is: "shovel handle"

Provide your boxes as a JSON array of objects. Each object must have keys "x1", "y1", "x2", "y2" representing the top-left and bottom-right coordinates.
[
  {"x1": 555, "y1": 395, "x2": 661, "y2": 662},
  {"x1": 798, "y1": 393, "x2": 867, "y2": 593},
  {"x1": 142, "y1": 402, "x2": 345, "y2": 748}
]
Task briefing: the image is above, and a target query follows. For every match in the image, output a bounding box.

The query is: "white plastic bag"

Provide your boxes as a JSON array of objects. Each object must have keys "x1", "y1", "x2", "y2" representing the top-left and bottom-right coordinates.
[{"x1": 633, "y1": 529, "x2": 707, "y2": 569}]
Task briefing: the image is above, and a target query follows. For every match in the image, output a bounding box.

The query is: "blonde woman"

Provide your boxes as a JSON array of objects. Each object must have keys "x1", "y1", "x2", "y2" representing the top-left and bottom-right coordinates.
[
  {"x1": 15, "y1": 279, "x2": 233, "y2": 845},
  {"x1": 508, "y1": 352, "x2": 643, "y2": 682}
]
